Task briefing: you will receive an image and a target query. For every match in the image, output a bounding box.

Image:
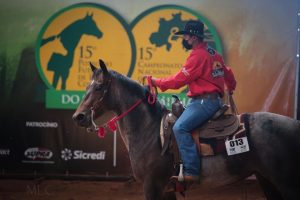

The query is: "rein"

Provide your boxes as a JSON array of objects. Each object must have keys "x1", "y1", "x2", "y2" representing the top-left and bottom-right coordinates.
[
  {"x1": 91, "y1": 76, "x2": 157, "y2": 138},
  {"x1": 146, "y1": 75, "x2": 157, "y2": 105}
]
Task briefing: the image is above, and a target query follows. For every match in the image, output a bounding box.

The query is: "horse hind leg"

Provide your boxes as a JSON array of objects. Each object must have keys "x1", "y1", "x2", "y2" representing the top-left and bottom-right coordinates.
[{"x1": 255, "y1": 173, "x2": 284, "y2": 200}]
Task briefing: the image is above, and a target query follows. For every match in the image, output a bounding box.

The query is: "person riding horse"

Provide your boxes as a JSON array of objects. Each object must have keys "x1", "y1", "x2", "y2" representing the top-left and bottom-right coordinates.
[{"x1": 148, "y1": 19, "x2": 237, "y2": 183}]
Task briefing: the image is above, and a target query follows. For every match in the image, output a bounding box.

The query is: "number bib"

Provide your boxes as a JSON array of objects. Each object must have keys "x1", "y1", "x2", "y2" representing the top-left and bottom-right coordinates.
[{"x1": 225, "y1": 136, "x2": 250, "y2": 156}]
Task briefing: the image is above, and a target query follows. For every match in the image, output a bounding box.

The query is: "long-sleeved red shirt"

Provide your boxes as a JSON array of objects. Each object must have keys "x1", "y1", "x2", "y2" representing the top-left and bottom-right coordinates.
[{"x1": 154, "y1": 42, "x2": 236, "y2": 97}]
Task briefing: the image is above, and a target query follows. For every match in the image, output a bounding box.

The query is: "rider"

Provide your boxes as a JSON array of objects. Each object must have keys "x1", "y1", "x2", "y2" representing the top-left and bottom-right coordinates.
[{"x1": 149, "y1": 20, "x2": 236, "y2": 183}]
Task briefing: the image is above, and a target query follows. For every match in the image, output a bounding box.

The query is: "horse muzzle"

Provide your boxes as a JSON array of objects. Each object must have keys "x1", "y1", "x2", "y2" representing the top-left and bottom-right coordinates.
[{"x1": 72, "y1": 111, "x2": 91, "y2": 127}]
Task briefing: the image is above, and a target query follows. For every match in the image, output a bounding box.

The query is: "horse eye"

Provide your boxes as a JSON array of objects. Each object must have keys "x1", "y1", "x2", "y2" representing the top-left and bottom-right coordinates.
[{"x1": 95, "y1": 83, "x2": 103, "y2": 91}]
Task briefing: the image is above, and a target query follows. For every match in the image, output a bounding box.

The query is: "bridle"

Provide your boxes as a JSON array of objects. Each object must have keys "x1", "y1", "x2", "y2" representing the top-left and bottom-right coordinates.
[
  {"x1": 89, "y1": 75, "x2": 112, "y2": 133},
  {"x1": 90, "y1": 77, "x2": 112, "y2": 111},
  {"x1": 89, "y1": 75, "x2": 157, "y2": 138}
]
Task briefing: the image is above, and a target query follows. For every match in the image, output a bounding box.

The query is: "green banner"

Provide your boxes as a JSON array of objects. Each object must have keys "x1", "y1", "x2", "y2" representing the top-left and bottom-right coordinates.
[
  {"x1": 46, "y1": 89, "x2": 189, "y2": 109},
  {"x1": 46, "y1": 90, "x2": 85, "y2": 109}
]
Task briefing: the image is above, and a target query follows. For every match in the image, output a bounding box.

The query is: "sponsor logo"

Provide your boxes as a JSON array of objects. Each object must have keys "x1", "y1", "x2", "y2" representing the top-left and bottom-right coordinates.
[
  {"x1": 22, "y1": 147, "x2": 54, "y2": 164},
  {"x1": 61, "y1": 148, "x2": 106, "y2": 161},
  {"x1": 212, "y1": 61, "x2": 224, "y2": 78},
  {"x1": 25, "y1": 121, "x2": 58, "y2": 128},
  {"x1": 131, "y1": 5, "x2": 222, "y2": 95},
  {"x1": 36, "y1": 3, "x2": 134, "y2": 109},
  {"x1": 0, "y1": 149, "x2": 10, "y2": 157},
  {"x1": 61, "y1": 148, "x2": 72, "y2": 161}
]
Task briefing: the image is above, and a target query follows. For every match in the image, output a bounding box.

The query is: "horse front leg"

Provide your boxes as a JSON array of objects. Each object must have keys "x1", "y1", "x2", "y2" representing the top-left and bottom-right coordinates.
[{"x1": 143, "y1": 176, "x2": 177, "y2": 200}]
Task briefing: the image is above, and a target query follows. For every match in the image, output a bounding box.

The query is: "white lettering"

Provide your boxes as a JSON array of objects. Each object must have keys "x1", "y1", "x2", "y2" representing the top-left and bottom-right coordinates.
[
  {"x1": 62, "y1": 94, "x2": 81, "y2": 104},
  {"x1": 26, "y1": 121, "x2": 58, "y2": 128},
  {"x1": 72, "y1": 150, "x2": 105, "y2": 160},
  {"x1": 0, "y1": 149, "x2": 10, "y2": 156}
]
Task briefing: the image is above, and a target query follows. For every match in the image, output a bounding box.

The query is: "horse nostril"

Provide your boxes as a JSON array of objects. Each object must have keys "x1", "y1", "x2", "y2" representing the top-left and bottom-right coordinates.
[{"x1": 73, "y1": 113, "x2": 86, "y2": 122}]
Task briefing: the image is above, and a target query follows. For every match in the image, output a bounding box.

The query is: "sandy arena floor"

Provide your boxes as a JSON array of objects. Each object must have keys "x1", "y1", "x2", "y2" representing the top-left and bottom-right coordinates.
[{"x1": 0, "y1": 179, "x2": 266, "y2": 200}]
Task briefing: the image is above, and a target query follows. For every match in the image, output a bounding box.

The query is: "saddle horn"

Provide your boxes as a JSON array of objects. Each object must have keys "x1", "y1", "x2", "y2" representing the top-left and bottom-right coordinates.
[{"x1": 99, "y1": 59, "x2": 108, "y2": 75}]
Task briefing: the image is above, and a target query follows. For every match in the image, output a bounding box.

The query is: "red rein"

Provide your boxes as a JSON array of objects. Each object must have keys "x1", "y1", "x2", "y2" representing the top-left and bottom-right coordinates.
[
  {"x1": 147, "y1": 75, "x2": 157, "y2": 105},
  {"x1": 97, "y1": 76, "x2": 157, "y2": 138}
]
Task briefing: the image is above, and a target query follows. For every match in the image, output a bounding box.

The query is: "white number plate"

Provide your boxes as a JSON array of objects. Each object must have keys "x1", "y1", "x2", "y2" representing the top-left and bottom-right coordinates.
[{"x1": 225, "y1": 136, "x2": 250, "y2": 156}]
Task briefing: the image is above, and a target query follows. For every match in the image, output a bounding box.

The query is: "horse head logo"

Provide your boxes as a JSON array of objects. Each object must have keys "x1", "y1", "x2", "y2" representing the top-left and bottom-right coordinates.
[
  {"x1": 149, "y1": 13, "x2": 189, "y2": 51},
  {"x1": 45, "y1": 12, "x2": 103, "y2": 90},
  {"x1": 79, "y1": 13, "x2": 103, "y2": 39}
]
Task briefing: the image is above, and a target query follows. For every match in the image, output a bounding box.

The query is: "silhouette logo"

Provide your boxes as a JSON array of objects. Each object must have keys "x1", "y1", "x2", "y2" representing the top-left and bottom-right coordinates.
[
  {"x1": 149, "y1": 13, "x2": 189, "y2": 51},
  {"x1": 130, "y1": 5, "x2": 222, "y2": 99},
  {"x1": 36, "y1": 3, "x2": 135, "y2": 108}
]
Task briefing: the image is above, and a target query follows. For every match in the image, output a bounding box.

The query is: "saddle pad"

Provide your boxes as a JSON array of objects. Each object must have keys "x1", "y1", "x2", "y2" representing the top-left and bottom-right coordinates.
[{"x1": 198, "y1": 114, "x2": 239, "y2": 139}]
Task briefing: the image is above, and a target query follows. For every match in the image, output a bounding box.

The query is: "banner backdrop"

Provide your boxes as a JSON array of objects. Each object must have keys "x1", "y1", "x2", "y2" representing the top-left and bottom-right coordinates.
[{"x1": 0, "y1": 0, "x2": 298, "y2": 176}]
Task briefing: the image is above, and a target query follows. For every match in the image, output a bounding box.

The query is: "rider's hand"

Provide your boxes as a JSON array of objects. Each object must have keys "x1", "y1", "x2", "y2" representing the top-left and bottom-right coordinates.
[
  {"x1": 143, "y1": 75, "x2": 157, "y2": 86},
  {"x1": 151, "y1": 77, "x2": 157, "y2": 86}
]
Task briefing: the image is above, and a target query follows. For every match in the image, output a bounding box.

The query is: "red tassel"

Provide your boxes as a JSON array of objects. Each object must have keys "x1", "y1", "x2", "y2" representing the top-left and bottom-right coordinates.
[
  {"x1": 107, "y1": 118, "x2": 117, "y2": 132},
  {"x1": 98, "y1": 127, "x2": 105, "y2": 138}
]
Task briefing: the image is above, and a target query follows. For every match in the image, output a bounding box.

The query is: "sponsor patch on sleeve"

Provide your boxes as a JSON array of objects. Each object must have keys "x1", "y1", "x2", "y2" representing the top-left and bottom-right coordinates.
[
  {"x1": 207, "y1": 47, "x2": 216, "y2": 56},
  {"x1": 182, "y1": 67, "x2": 190, "y2": 77}
]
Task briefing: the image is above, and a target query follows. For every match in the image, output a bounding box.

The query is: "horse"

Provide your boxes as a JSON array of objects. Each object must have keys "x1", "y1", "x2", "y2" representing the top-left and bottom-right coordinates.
[
  {"x1": 72, "y1": 60, "x2": 300, "y2": 200},
  {"x1": 40, "y1": 36, "x2": 67, "y2": 67},
  {"x1": 46, "y1": 13, "x2": 102, "y2": 89}
]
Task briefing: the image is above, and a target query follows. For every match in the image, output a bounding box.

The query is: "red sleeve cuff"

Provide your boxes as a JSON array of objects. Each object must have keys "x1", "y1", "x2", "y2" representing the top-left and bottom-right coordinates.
[{"x1": 154, "y1": 79, "x2": 167, "y2": 92}]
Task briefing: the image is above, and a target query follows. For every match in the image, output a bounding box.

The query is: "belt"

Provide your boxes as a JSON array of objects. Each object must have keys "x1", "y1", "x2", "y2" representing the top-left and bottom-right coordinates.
[{"x1": 192, "y1": 92, "x2": 220, "y2": 100}]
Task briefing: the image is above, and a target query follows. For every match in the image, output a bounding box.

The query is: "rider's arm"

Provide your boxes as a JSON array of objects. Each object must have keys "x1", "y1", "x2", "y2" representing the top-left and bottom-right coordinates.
[{"x1": 153, "y1": 52, "x2": 206, "y2": 91}]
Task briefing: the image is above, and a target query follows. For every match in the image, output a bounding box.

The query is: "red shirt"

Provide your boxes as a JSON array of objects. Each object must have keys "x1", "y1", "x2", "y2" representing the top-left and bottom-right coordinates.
[{"x1": 154, "y1": 42, "x2": 236, "y2": 97}]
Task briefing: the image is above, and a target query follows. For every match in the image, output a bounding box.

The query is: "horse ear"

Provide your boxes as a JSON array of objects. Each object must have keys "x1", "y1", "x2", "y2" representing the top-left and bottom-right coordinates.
[
  {"x1": 90, "y1": 62, "x2": 97, "y2": 73},
  {"x1": 99, "y1": 59, "x2": 108, "y2": 75}
]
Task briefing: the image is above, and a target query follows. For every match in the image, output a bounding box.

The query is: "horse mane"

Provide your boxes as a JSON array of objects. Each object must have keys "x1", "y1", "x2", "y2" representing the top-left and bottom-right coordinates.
[
  {"x1": 107, "y1": 69, "x2": 167, "y2": 116},
  {"x1": 109, "y1": 70, "x2": 147, "y2": 98}
]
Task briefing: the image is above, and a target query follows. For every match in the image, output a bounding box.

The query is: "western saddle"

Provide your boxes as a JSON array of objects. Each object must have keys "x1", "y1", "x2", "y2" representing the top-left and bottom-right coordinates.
[{"x1": 160, "y1": 94, "x2": 245, "y2": 158}]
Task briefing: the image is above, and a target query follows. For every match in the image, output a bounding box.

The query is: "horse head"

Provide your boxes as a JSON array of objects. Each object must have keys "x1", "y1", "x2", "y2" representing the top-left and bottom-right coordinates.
[
  {"x1": 72, "y1": 59, "x2": 112, "y2": 130},
  {"x1": 73, "y1": 59, "x2": 155, "y2": 133},
  {"x1": 53, "y1": 36, "x2": 67, "y2": 56}
]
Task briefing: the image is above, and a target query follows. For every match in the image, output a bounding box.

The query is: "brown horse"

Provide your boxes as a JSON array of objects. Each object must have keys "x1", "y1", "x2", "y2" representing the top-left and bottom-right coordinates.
[{"x1": 73, "y1": 60, "x2": 300, "y2": 200}]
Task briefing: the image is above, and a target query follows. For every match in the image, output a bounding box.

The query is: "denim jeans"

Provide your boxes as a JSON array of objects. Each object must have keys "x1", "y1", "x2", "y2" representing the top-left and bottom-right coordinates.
[{"x1": 173, "y1": 96, "x2": 222, "y2": 176}]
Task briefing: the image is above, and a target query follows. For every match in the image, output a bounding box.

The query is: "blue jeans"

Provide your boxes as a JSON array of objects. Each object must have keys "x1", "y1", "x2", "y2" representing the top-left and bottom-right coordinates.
[{"x1": 173, "y1": 96, "x2": 222, "y2": 176}]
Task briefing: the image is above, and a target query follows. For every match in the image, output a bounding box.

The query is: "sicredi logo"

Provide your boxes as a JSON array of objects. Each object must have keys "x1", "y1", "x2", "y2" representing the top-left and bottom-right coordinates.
[
  {"x1": 36, "y1": 3, "x2": 221, "y2": 109},
  {"x1": 61, "y1": 148, "x2": 106, "y2": 161}
]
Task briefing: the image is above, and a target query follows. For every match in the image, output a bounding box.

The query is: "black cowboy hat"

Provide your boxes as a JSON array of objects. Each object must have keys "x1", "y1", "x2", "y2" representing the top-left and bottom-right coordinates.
[{"x1": 175, "y1": 20, "x2": 206, "y2": 38}]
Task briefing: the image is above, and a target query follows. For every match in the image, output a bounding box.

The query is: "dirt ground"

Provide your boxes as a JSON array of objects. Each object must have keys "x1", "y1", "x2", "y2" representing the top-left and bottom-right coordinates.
[{"x1": 0, "y1": 179, "x2": 266, "y2": 200}]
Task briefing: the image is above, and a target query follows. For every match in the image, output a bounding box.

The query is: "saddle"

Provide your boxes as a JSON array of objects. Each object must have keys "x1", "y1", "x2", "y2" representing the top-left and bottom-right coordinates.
[{"x1": 160, "y1": 95, "x2": 245, "y2": 158}]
